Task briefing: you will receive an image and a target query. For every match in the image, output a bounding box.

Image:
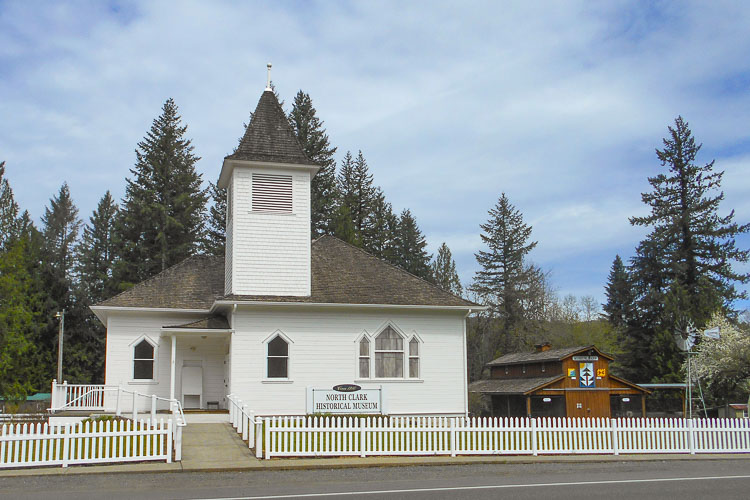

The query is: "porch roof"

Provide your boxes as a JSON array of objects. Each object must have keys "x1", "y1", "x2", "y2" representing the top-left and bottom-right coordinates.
[
  {"x1": 468, "y1": 375, "x2": 564, "y2": 395},
  {"x1": 163, "y1": 315, "x2": 230, "y2": 330}
]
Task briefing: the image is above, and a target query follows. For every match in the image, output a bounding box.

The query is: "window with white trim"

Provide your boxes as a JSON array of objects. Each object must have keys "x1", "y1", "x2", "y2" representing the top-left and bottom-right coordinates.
[
  {"x1": 133, "y1": 339, "x2": 155, "y2": 380},
  {"x1": 252, "y1": 173, "x2": 292, "y2": 213},
  {"x1": 375, "y1": 326, "x2": 404, "y2": 378},
  {"x1": 267, "y1": 335, "x2": 289, "y2": 378},
  {"x1": 408, "y1": 337, "x2": 420, "y2": 378},
  {"x1": 358, "y1": 337, "x2": 370, "y2": 378}
]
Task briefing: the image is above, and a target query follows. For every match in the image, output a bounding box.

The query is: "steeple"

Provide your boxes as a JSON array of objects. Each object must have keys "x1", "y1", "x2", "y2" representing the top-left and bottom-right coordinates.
[{"x1": 219, "y1": 71, "x2": 319, "y2": 297}]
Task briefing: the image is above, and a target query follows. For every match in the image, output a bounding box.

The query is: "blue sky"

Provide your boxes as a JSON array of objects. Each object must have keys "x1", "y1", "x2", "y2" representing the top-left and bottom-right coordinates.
[{"x1": 1, "y1": 0, "x2": 749, "y2": 310}]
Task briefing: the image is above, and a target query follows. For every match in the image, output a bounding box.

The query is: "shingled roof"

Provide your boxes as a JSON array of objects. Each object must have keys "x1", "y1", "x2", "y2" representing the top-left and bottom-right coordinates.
[
  {"x1": 98, "y1": 255, "x2": 225, "y2": 309},
  {"x1": 225, "y1": 90, "x2": 313, "y2": 165},
  {"x1": 468, "y1": 375, "x2": 564, "y2": 395},
  {"x1": 97, "y1": 236, "x2": 476, "y2": 309},
  {"x1": 486, "y1": 345, "x2": 613, "y2": 367}
]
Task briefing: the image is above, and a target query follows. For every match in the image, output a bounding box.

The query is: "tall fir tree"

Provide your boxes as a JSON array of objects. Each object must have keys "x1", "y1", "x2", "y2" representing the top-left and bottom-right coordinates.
[
  {"x1": 288, "y1": 91, "x2": 338, "y2": 236},
  {"x1": 77, "y1": 192, "x2": 119, "y2": 304},
  {"x1": 337, "y1": 150, "x2": 377, "y2": 243},
  {"x1": 471, "y1": 193, "x2": 541, "y2": 353},
  {"x1": 0, "y1": 161, "x2": 21, "y2": 250},
  {"x1": 394, "y1": 209, "x2": 433, "y2": 281},
  {"x1": 115, "y1": 98, "x2": 207, "y2": 288},
  {"x1": 622, "y1": 117, "x2": 750, "y2": 382},
  {"x1": 630, "y1": 116, "x2": 749, "y2": 312},
  {"x1": 39, "y1": 183, "x2": 82, "y2": 383},
  {"x1": 603, "y1": 255, "x2": 632, "y2": 329},
  {"x1": 432, "y1": 242, "x2": 463, "y2": 296},
  {"x1": 363, "y1": 188, "x2": 398, "y2": 263},
  {"x1": 0, "y1": 233, "x2": 39, "y2": 400},
  {"x1": 204, "y1": 181, "x2": 226, "y2": 257}
]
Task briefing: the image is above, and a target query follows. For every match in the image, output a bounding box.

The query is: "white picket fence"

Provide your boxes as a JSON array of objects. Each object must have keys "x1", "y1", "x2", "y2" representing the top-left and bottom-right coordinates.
[
  {"x1": 257, "y1": 416, "x2": 750, "y2": 459},
  {"x1": 0, "y1": 418, "x2": 173, "y2": 468}
]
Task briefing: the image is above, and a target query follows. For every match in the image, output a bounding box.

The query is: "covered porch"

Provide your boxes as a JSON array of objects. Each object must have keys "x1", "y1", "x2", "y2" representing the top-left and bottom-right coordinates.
[{"x1": 162, "y1": 316, "x2": 232, "y2": 410}]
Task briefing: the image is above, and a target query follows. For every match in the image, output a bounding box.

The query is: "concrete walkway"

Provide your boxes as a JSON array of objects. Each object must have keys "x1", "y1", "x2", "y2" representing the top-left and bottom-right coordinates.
[
  {"x1": 1, "y1": 422, "x2": 750, "y2": 477},
  {"x1": 180, "y1": 423, "x2": 259, "y2": 471}
]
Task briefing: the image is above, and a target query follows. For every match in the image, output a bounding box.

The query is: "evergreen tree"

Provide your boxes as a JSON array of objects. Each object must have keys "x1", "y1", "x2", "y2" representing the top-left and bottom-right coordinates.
[
  {"x1": 288, "y1": 91, "x2": 338, "y2": 236},
  {"x1": 603, "y1": 255, "x2": 631, "y2": 328},
  {"x1": 394, "y1": 209, "x2": 432, "y2": 280},
  {"x1": 622, "y1": 117, "x2": 750, "y2": 382},
  {"x1": 362, "y1": 188, "x2": 398, "y2": 262},
  {"x1": 332, "y1": 204, "x2": 358, "y2": 246},
  {"x1": 204, "y1": 181, "x2": 226, "y2": 257},
  {"x1": 77, "y1": 192, "x2": 119, "y2": 304},
  {"x1": 337, "y1": 150, "x2": 376, "y2": 243},
  {"x1": 432, "y1": 242, "x2": 463, "y2": 296},
  {"x1": 471, "y1": 193, "x2": 541, "y2": 353},
  {"x1": 0, "y1": 235, "x2": 38, "y2": 400},
  {"x1": 0, "y1": 161, "x2": 21, "y2": 250},
  {"x1": 41, "y1": 183, "x2": 81, "y2": 287},
  {"x1": 630, "y1": 116, "x2": 749, "y2": 314},
  {"x1": 115, "y1": 98, "x2": 207, "y2": 287}
]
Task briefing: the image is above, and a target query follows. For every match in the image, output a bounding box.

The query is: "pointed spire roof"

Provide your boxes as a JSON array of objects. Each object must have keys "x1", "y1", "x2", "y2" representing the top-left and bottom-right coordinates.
[{"x1": 225, "y1": 90, "x2": 313, "y2": 165}]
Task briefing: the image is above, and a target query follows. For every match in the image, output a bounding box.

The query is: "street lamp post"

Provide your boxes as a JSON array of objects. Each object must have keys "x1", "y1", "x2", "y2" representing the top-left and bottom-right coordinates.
[{"x1": 55, "y1": 310, "x2": 65, "y2": 382}]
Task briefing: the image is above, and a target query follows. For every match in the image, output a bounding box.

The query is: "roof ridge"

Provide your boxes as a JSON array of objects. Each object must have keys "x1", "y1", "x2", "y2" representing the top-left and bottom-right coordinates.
[
  {"x1": 315, "y1": 235, "x2": 477, "y2": 307},
  {"x1": 97, "y1": 254, "x2": 221, "y2": 306}
]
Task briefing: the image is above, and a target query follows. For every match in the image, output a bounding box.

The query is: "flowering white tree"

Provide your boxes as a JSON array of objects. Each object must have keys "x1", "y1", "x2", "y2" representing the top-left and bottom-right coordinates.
[{"x1": 691, "y1": 313, "x2": 750, "y2": 404}]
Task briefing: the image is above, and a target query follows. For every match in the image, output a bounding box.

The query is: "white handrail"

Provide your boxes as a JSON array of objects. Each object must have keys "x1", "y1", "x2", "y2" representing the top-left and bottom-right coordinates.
[{"x1": 50, "y1": 381, "x2": 186, "y2": 427}]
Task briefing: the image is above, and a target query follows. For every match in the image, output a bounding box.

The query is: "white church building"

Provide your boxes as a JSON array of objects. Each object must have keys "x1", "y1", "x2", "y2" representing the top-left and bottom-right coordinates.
[{"x1": 90, "y1": 83, "x2": 477, "y2": 417}]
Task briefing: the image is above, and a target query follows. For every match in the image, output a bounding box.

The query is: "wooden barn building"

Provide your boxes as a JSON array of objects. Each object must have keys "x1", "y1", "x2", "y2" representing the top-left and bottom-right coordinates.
[{"x1": 469, "y1": 344, "x2": 650, "y2": 418}]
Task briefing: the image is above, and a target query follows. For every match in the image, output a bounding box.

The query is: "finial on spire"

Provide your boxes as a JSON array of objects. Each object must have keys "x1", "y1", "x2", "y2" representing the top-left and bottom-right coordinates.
[{"x1": 266, "y1": 63, "x2": 272, "y2": 91}]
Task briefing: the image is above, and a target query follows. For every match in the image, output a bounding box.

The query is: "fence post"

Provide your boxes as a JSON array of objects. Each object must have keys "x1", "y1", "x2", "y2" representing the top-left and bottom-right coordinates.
[
  {"x1": 360, "y1": 417, "x2": 367, "y2": 458},
  {"x1": 255, "y1": 417, "x2": 263, "y2": 459},
  {"x1": 688, "y1": 419, "x2": 695, "y2": 455},
  {"x1": 450, "y1": 417, "x2": 456, "y2": 457},
  {"x1": 51, "y1": 379, "x2": 58, "y2": 410},
  {"x1": 62, "y1": 380, "x2": 68, "y2": 407},
  {"x1": 166, "y1": 419, "x2": 173, "y2": 464},
  {"x1": 62, "y1": 423, "x2": 71, "y2": 468},
  {"x1": 531, "y1": 418, "x2": 538, "y2": 456},
  {"x1": 174, "y1": 423, "x2": 182, "y2": 461},
  {"x1": 116, "y1": 385, "x2": 122, "y2": 416},
  {"x1": 132, "y1": 391, "x2": 137, "y2": 421},
  {"x1": 151, "y1": 394, "x2": 157, "y2": 423},
  {"x1": 228, "y1": 395, "x2": 234, "y2": 425},
  {"x1": 264, "y1": 417, "x2": 271, "y2": 460},
  {"x1": 242, "y1": 405, "x2": 249, "y2": 441},
  {"x1": 611, "y1": 419, "x2": 619, "y2": 456},
  {"x1": 248, "y1": 411, "x2": 255, "y2": 447}
]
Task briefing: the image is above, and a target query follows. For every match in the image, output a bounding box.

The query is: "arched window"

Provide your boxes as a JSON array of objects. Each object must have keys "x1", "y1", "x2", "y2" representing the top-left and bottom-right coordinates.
[
  {"x1": 133, "y1": 339, "x2": 155, "y2": 380},
  {"x1": 358, "y1": 337, "x2": 370, "y2": 378},
  {"x1": 408, "y1": 337, "x2": 420, "y2": 378},
  {"x1": 375, "y1": 326, "x2": 404, "y2": 378},
  {"x1": 267, "y1": 336, "x2": 289, "y2": 378}
]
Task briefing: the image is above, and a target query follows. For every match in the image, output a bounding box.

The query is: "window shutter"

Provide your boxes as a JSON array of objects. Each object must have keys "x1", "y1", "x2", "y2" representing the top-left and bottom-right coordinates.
[{"x1": 252, "y1": 173, "x2": 293, "y2": 213}]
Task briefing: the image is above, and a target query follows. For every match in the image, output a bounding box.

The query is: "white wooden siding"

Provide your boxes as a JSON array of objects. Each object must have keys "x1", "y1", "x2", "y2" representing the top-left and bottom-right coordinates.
[
  {"x1": 226, "y1": 166, "x2": 311, "y2": 296},
  {"x1": 104, "y1": 312, "x2": 229, "y2": 410},
  {"x1": 230, "y1": 307, "x2": 467, "y2": 416}
]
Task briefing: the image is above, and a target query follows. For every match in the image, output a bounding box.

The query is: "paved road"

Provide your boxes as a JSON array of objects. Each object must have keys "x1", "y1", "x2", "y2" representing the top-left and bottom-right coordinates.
[{"x1": 2, "y1": 459, "x2": 749, "y2": 499}]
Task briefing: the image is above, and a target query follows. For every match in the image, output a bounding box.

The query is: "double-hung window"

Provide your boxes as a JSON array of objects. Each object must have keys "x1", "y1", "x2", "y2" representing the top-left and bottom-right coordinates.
[
  {"x1": 267, "y1": 336, "x2": 289, "y2": 378},
  {"x1": 133, "y1": 339, "x2": 155, "y2": 380},
  {"x1": 359, "y1": 337, "x2": 370, "y2": 378}
]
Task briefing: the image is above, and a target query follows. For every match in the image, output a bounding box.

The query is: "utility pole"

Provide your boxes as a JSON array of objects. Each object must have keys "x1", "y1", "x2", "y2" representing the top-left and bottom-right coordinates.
[{"x1": 56, "y1": 310, "x2": 65, "y2": 381}]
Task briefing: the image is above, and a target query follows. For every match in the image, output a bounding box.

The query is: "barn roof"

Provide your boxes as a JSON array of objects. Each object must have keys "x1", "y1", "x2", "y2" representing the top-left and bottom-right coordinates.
[
  {"x1": 486, "y1": 345, "x2": 614, "y2": 367},
  {"x1": 97, "y1": 236, "x2": 476, "y2": 310}
]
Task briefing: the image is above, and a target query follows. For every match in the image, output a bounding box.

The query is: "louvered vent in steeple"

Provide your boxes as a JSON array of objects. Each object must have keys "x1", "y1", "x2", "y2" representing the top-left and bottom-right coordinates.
[{"x1": 252, "y1": 173, "x2": 293, "y2": 213}]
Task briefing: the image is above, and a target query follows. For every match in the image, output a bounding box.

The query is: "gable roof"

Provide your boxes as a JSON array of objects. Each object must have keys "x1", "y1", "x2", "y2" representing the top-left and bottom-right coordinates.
[
  {"x1": 96, "y1": 236, "x2": 477, "y2": 310},
  {"x1": 225, "y1": 90, "x2": 313, "y2": 165},
  {"x1": 468, "y1": 375, "x2": 564, "y2": 395},
  {"x1": 486, "y1": 345, "x2": 614, "y2": 367}
]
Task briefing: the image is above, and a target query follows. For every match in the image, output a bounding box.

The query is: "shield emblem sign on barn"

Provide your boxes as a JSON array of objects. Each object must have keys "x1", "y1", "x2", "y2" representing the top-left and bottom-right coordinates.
[{"x1": 579, "y1": 362, "x2": 595, "y2": 388}]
